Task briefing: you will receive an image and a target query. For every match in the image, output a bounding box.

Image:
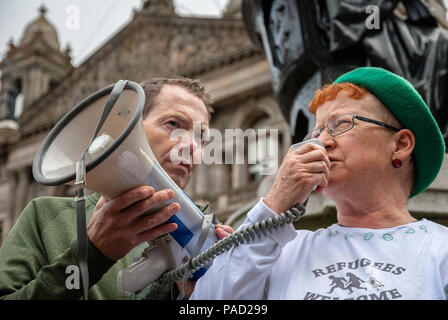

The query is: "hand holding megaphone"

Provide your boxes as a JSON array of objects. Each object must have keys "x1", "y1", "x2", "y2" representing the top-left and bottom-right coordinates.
[
  {"x1": 264, "y1": 138, "x2": 330, "y2": 214},
  {"x1": 87, "y1": 185, "x2": 180, "y2": 261},
  {"x1": 32, "y1": 81, "x2": 220, "y2": 298}
]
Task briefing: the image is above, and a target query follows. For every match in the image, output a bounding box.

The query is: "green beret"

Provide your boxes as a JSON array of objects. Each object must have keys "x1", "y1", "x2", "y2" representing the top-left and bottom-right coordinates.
[{"x1": 333, "y1": 67, "x2": 445, "y2": 198}]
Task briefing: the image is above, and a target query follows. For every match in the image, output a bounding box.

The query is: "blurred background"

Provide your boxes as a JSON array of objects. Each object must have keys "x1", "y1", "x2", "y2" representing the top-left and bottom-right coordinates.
[{"x1": 0, "y1": 0, "x2": 447, "y2": 245}]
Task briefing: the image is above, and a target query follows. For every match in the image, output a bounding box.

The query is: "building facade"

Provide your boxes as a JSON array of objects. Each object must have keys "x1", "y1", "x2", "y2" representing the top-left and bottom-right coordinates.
[{"x1": 0, "y1": 0, "x2": 447, "y2": 245}]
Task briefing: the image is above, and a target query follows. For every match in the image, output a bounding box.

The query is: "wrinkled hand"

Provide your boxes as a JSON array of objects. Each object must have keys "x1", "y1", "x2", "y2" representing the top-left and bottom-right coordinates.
[
  {"x1": 177, "y1": 223, "x2": 235, "y2": 299},
  {"x1": 264, "y1": 143, "x2": 330, "y2": 214},
  {"x1": 87, "y1": 185, "x2": 180, "y2": 261}
]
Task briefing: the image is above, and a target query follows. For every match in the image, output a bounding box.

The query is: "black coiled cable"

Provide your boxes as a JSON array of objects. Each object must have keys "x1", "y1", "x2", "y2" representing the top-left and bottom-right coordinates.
[{"x1": 159, "y1": 204, "x2": 306, "y2": 284}]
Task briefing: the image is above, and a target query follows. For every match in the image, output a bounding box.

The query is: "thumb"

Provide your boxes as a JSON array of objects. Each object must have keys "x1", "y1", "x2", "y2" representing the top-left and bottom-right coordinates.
[{"x1": 94, "y1": 196, "x2": 109, "y2": 210}]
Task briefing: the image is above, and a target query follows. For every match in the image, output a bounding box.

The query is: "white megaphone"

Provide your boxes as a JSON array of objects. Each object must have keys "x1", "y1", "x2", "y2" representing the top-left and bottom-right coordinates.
[{"x1": 32, "y1": 80, "x2": 219, "y2": 298}]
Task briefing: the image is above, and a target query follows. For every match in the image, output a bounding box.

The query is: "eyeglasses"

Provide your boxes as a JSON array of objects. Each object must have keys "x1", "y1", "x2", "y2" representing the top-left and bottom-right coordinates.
[{"x1": 304, "y1": 114, "x2": 401, "y2": 140}]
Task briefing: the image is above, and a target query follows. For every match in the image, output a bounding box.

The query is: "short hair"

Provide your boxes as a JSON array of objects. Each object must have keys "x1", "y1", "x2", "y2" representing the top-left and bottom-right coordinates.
[
  {"x1": 309, "y1": 82, "x2": 401, "y2": 128},
  {"x1": 309, "y1": 83, "x2": 368, "y2": 114},
  {"x1": 140, "y1": 77, "x2": 214, "y2": 119}
]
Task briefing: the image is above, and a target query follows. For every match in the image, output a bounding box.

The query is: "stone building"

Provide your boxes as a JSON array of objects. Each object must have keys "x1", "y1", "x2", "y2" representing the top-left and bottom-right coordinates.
[
  {"x1": 0, "y1": 0, "x2": 447, "y2": 245},
  {"x1": 0, "y1": 0, "x2": 287, "y2": 244}
]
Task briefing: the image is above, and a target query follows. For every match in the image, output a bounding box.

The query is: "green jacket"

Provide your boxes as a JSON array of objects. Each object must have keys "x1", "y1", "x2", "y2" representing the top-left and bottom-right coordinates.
[{"x1": 0, "y1": 193, "x2": 174, "y2": 300}]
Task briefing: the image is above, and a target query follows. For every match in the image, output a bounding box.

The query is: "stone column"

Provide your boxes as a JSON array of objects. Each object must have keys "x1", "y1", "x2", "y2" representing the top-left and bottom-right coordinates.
[
  {"x1": 13, "y1": 167, "x2": 29, "y2": 222},
  {"x1": 4, "y1": 174, "x2": 17, "y2": 239},
  {"x1": 0, "y1": 181, "x2": 11, "y2": 244}
]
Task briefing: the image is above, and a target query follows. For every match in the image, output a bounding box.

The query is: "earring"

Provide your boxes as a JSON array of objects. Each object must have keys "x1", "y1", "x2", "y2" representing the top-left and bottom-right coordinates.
[{"x1": 392, "y1": 159, "x2": 402, "y2": 168}]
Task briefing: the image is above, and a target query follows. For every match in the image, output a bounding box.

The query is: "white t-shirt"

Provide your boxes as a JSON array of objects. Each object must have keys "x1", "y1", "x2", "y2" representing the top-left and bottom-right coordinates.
[{"x1": 191, "y1": 199, "x2": 448, "y2": 300}]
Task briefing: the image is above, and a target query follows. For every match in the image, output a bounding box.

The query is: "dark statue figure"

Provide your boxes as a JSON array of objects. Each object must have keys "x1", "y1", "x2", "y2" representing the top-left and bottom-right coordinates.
[{"x1": 242, "y1": 0, "x2": 448, "y2": 148}]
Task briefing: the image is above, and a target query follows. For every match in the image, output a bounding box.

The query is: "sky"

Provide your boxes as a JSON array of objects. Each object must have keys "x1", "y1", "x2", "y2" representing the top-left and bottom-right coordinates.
[
  {"x1": 0, "y1": 0, "x2": 231, "y2": 67},
  {"x1": 1, "y1": 0, "x2": 448, "y2": 68}
]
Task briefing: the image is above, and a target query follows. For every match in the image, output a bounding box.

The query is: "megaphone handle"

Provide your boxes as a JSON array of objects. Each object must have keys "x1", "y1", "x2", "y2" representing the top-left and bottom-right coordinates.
[
  {"x1": 90, "y1": 80, "x2": 128, "y2": 140},
  {"x1": 177, "y1": 213, "x2": 215, "y2": 300},
  {"x1": 160, "y1": 204, "x2": 306, "y2": 284},
  {"x1": 192, "y1": 213, "x2": 215, "y2": 258},
  {"x1": 75, "y1": 188, "x2": 89, "y2": 298},
  {"x1": 75, "y1": 80, "x2": 128, "y2": 300}
]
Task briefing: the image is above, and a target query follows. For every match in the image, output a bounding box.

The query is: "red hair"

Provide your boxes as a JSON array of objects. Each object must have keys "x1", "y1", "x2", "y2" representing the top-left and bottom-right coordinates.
[{"x1": 309, "y1": 83, "x2": 368, "y2": 114}]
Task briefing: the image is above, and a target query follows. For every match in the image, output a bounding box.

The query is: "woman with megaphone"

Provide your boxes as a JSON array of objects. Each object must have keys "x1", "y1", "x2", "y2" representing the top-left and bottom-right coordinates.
[{"x1": 191, "y1": 67, "x2": 448, "y2": 300}]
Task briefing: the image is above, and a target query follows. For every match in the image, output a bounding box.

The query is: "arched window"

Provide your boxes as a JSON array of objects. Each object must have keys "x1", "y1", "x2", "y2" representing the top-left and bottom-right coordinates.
[
  {"x1": 246, "y1": 115, "x2": 281, "y2": 183},
  {"x1": 13, "y1": 78, "x2": 24, "y2": 118}
]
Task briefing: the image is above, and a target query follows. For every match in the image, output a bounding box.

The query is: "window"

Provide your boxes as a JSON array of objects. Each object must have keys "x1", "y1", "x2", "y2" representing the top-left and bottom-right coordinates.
[
  {"x1": 13, "y1": 78, "x2": 23, "y2": 118},
  {"x1": 246, "y1": 116, "x2": 281, "y2": 182}
]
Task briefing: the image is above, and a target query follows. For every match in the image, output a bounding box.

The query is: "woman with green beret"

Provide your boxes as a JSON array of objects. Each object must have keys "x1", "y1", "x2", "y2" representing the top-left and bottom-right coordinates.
[{"x1": 191, "y1": 67, "x2": 448, "y2": 300}]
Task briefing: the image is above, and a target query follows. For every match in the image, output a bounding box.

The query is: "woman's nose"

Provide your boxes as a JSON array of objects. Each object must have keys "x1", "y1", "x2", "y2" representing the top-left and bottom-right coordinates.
[{"x1": 318, "y1": 130, "x2": 335, "y2": 150}]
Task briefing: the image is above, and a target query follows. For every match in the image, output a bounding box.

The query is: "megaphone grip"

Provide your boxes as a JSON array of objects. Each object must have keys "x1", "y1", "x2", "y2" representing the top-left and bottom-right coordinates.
[
  {"x1": 76, "y1": 197, "x2": 89, "y2": 299},
  {"x1": 144, "y1": 162, "x2": 219, "y2": 256},
  {"x1": 159, "y1": 204, "x2": 306, "y2": 284}
]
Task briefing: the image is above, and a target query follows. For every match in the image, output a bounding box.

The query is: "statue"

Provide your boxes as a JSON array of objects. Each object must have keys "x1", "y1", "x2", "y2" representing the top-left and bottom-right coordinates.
[{"x1": 242, "y1": 0, "x2": 448, "y2": 147}]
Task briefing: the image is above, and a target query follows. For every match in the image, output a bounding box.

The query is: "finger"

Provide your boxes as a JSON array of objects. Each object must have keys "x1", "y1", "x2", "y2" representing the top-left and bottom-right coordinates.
[
  {"x1": 132, "y1": 202, "x2": 180, "y2": 234},
  {"x1": 216, "y1": 228, "x2": 231, "y2": 239},
  {"x1": 125, "y1": 189, "x2": 176, "y2": 220},
  {"x1": 136, "y1": 222, "x2": 178, "y2": 244},
  {"x1": 105, "y1": 186, "x2": 154, "y2": 212},
  {"x1": 95, "y1": 196, "x2": 109, "y2": 210},
  {"x1": 294, "y1": 149, "x2": 330, "y2": 169},
  {"x1": 313, "y1": 172, "x2": 329, "y2": 188},
  {"x1": 292, "y1": 142, "x2": 326, "y2": 156},
  {"x1": 215, "y1": 224, "x2": 234, "y2": 239},
  {"x1": 303, "y1": 161, "x2": 331, "y2": 178},
  {"x1": 216, "y1": 224, "x2": 234, "y2": 234}
]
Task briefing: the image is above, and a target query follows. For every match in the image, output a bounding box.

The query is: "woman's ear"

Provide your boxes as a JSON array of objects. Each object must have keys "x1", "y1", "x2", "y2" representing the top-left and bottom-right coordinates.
[{"x1": 392, "y1": 129, "x2": 415, "y2": 162}]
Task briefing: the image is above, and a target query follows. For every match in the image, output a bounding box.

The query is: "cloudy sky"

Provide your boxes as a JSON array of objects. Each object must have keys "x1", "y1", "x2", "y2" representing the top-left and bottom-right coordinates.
[
  {"x1": 1, "y1": 0, "x2": 448, "y2": 68},
  {"x1": 0, "y1": 0, "x2": 230, "y2": 67}
]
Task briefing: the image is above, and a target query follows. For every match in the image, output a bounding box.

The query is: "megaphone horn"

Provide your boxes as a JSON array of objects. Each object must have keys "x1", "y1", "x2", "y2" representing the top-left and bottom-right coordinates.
[{"x1": 32, "y1": 80, "x2": 151, "y2": 198}]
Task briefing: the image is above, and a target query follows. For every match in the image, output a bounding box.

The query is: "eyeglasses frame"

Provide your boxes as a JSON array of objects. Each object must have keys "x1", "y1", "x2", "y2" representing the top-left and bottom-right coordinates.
[{"x1": 305, "y1": 113, "x2": 401, "y2": 140}]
